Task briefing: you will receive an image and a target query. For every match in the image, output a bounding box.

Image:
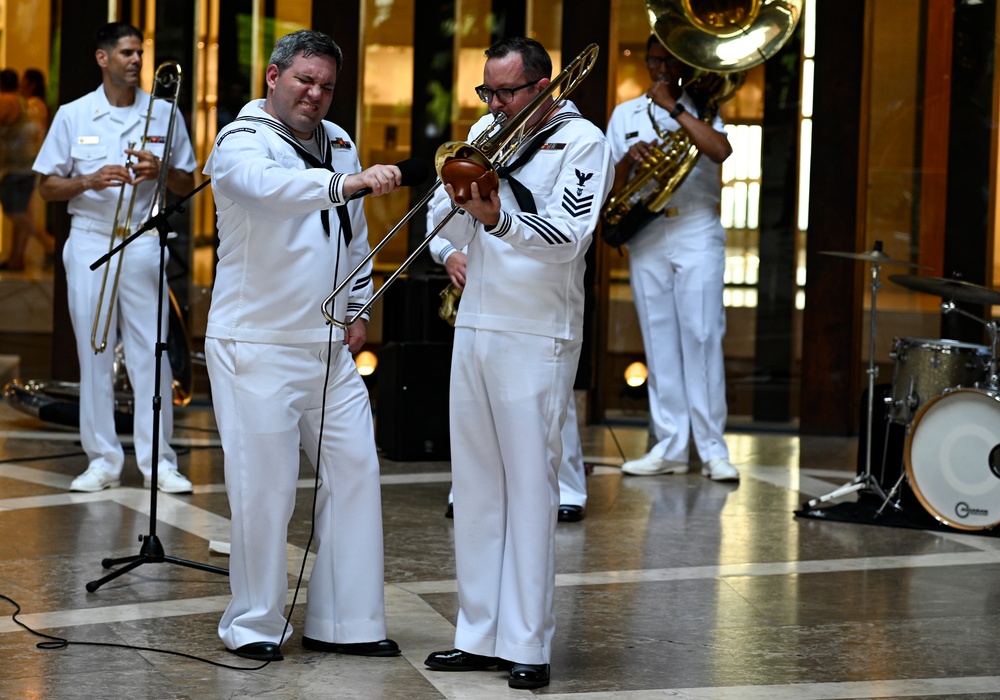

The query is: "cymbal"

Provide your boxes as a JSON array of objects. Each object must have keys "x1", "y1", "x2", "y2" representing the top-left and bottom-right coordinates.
[
  {"x1": 889, "y1": 274, "x2": 1000, "y2": 306},
  {"x1": 820, "y1": 249, "x2": 928, "y2": 269}
]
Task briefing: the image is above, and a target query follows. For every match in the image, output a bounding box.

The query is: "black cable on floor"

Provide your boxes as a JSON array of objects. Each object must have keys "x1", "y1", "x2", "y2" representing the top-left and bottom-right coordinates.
[
  {"x1": 0, "y1": 451, "x2": 86, "y2": 464},
  {"x1": 0, "y1": 325, "x2": 342, "y2": 670},
  {"x1": 0, "y1": 592, "x2": 274, "y2": 670}
]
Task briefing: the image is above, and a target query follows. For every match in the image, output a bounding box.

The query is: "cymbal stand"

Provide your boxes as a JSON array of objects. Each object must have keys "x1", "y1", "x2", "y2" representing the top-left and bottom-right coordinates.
[{"x1": 806, "y1": 247, "x2": 890, "y2": 508}]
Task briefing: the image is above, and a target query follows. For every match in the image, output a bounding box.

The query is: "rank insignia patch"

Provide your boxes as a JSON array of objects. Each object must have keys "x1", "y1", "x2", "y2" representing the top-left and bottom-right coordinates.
[{"x1": 562, "y1": 169, "x2": 596, "y2": 217}]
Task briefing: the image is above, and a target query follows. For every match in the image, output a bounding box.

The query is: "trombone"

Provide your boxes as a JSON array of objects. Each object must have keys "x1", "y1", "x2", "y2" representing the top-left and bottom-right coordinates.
[
  {"x1": 321, "y1": 43, "x2": 600, "y2": 329},
  {"x1": 91, "y1": 61, "x2": 183, "y2": 353}
]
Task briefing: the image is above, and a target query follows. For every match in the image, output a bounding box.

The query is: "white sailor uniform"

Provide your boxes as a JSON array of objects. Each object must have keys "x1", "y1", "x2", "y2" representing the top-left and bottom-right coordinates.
[
  {"x1": 428, "y1": 101, "x2": 612, "y2": 664},
  {"x1": 203, "y1": 100, "x2": 388, "y2": 650},
  {"x1": 32, "y1": 85, "x2": 197, "y2": 481},
  {"x1": 606, "y1": 92, "x2": 731, "y2": 466}
]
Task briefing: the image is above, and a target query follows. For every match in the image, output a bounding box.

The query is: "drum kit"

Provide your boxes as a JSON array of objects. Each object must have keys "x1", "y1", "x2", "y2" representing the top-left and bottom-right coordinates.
[{"x1": 806, "y1": 242, "x2": 1000, "y2": 532}]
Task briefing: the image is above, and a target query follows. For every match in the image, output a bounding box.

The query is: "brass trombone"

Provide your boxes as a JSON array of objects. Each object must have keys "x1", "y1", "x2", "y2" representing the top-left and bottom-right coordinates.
[
  {"x1": 91, "y1": 61, "x2": 183, "y2": 353},
  {"x1": 321, "y1": 43, "x2": 600, "y2": 329}
]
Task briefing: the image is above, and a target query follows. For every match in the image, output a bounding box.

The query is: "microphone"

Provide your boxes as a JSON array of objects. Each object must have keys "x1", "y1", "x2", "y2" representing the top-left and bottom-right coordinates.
[{"x1": 347, "y1": 158, "x2": 431, "y2": 200}]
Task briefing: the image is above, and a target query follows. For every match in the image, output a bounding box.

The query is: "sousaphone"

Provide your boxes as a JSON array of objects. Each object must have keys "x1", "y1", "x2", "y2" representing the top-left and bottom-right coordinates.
[{"x1": 646, "y1": 0, "x2": 804, "y2": 72}]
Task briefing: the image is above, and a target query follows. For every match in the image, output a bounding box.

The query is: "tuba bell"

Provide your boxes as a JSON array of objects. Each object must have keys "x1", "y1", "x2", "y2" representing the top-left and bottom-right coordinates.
[
  {"x1": 646, "y1": 0, "x2": 804, "y2": 72},
  {"x1": 602, "y1": 1, "x2": 802, "y2": 237}
]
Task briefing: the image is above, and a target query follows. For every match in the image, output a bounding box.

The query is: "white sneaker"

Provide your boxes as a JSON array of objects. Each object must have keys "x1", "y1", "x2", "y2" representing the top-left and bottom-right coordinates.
[
  {"x1": 621, "y1": 452, "x2": 689, "y2": 476},
  {"x1": 702, "y1": 458, "x2": 740, "y2": 482},
  {"x1": 144, "y1": 469, "x2": 193, "y2": 494},
  {"x1": 69, "y1": 467, "x2": 121, "y2": 492}
]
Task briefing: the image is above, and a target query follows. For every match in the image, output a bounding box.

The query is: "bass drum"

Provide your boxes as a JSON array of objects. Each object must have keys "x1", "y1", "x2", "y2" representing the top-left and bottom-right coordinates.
[
  {"x1": 2, "y1": 288, "x2": 194, "y2": 431},
  {"x1": 904, "y1": 388, "x2": 1000, "y2": 530}
]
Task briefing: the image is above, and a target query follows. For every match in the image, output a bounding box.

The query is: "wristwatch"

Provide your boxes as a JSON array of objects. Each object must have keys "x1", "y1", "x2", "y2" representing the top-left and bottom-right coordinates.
[{"x1": 669, "y1": 103, "x2": 686, "y2": 119}]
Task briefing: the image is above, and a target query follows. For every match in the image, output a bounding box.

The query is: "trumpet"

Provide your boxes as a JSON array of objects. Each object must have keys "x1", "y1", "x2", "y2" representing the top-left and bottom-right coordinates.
[
  {"x1": 321, "y1": 43, "x2": 600, "y2": 329},
  {"x1": 91, "y1": 61, "x2": 183, "y2": 353}
]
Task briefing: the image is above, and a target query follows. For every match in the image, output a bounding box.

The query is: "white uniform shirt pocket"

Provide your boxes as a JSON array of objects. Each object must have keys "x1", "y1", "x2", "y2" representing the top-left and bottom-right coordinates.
[{"x1": 70, "y1": 144, "x2": 107, "y2": 161}]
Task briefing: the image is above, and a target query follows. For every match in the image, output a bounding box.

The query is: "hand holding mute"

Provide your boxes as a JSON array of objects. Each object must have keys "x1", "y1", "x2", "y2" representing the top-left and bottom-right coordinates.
[{"x1": 345, "y1": 158, "x2": 431, "y2": 200}]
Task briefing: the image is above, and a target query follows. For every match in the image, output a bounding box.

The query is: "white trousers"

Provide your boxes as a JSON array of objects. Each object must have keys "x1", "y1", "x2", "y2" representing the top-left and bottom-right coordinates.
[
  {"x1": 557, "y1": 398, "x2": 587, "y2": 507},
  {"x1": 627, "y1": 209, "x2": 730, "y2": 463},
  {"x1": 448, "y1": 396, "x2": 587, "y2": 507},
  {"x1": 450, "y1": 328, "x2": 581, "y2": 664},
  {"x1": 64, "y1": 226, "x2": 177, "y2": 479},
  {"x1": 206, "y1": 338, "x2": 387, "y2": 649}
]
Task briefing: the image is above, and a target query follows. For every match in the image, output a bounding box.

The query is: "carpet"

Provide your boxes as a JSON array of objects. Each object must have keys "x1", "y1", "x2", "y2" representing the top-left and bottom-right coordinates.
[{"x1": 795, "y1": 493, "x2": 1000, "y2": 538}]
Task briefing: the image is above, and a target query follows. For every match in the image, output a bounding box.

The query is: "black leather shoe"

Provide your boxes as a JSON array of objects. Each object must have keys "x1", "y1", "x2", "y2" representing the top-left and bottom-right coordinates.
[
  {"x1": 425, "y1": 648, "x2": 507, "y2": 671},
  {"x1": 509, "y1": 663, "x2": 550, "y2": 689},
  {"x1": 302, "y1": 636, "x2": 400, "y2": 656},
  {"x1": 228, "y1": 641, "x2": 283, "y2": 661},
  {"x1": 445, "y1": 503, "x2": 454, "y2": 519},
  {"x1": 558, "y1": 504, "x2": 584, "y2": 522}
]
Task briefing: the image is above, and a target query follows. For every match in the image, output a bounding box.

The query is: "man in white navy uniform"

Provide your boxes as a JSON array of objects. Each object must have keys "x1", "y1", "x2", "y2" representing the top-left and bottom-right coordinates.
[
  {"x1": 423, "y1": 37, "x2": 612, "y2": 689},
  {"x1": 428, "y1": 239, "x2": 589, "y2": 522},
  {"x1": 33, "y1": 22, "x2": 196, "y2": 494},
  {"x1": 203, "y1": 30, "x2": 402, "y2": 663},
  {"x1": 606, "y1": 35, "x2": 739, "y2": 482}
]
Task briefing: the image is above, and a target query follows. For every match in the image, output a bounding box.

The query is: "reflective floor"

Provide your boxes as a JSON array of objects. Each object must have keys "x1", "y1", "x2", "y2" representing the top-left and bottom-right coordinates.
[{"x1": 1, "y1": 395, "x2": 999, "y2": 700}]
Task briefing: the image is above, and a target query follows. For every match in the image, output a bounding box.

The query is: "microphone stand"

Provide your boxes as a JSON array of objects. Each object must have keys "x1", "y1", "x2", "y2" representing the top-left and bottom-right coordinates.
[{"x1": 86, "y1": 178, "x2": 227, "y2": 592}]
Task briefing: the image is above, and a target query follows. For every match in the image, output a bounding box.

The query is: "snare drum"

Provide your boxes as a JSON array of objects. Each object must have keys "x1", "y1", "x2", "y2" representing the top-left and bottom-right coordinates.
[
  {"x1": 904, "y1": 388, "x2": 1000, "y2": 530},
  {"x1": 888, "y1": 337, "x2": 989, "y2": 424}
]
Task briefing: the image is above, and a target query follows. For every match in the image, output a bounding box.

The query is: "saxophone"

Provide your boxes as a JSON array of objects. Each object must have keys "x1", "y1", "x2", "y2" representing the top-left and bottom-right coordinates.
[
  {"x1": 601, "y1": 71, "x2": 744, "y2": 228},
  {"x1": 438, "y1": 283, "x2": 462, "y2": 326}
]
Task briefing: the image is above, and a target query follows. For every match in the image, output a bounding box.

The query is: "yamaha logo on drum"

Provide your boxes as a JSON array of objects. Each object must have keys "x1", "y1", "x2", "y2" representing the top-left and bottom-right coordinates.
[{"x1": 955, "y1": 502, "x2": 989, "y2": 519}]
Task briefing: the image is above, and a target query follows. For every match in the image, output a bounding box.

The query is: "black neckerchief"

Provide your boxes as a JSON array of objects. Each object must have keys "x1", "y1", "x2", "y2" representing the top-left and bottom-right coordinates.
[
  {"x1": 234, "y1": 116, "x2": 353, "y2": 243},
  {"x1": 494, "y1": 116, "x2": 573, "y2": 214}
]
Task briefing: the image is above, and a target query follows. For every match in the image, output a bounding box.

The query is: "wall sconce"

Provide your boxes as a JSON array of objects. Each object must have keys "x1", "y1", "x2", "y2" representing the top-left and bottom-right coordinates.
[
  {"x1": 355, "y1": 350, "x2": 378, "y2": 377},
  {"x1": 621, "y1": 361, "x2": 648, "y2": 402},
  {"x1": 624, "y1": 362, "x2": 648, "y2": 388}
]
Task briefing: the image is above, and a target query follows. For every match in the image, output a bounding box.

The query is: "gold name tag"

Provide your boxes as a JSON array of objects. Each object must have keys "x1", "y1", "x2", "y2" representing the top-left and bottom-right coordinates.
[{"x1": 77, "y1": 136, "x2": 100, "y2": 145}]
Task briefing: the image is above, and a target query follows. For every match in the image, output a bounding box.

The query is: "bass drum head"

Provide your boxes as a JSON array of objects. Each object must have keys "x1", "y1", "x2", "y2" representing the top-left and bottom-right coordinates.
[{"x1": 904, "y1": 388, "x2": 1000, "y2": 530}]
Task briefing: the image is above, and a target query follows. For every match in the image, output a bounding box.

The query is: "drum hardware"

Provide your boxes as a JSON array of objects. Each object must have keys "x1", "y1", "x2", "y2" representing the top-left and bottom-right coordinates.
[{"x1": 806, "y1": 241, "x2": 921, "y2": 508}]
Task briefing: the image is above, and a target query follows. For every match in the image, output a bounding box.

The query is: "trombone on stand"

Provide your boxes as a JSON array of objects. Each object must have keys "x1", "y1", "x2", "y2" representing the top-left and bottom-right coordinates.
[{"x1": 804, "y1": 242, "x2": 926, "y2": 509}]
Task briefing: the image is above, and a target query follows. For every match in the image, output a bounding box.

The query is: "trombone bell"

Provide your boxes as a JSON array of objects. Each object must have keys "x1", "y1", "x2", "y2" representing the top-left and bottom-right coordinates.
[{"x1": 434, "y1": 144, "x2": 498, "y2": 204}]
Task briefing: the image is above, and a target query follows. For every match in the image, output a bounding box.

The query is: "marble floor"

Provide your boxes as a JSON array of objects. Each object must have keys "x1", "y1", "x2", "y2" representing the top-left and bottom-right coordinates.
[{"x1": 1, "y1": 394, "x2": 1000, "y2": 700}]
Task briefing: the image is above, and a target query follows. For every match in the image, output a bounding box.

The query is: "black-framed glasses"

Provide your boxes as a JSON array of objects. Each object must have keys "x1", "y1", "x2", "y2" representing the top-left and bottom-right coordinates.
[
  {"x1": 646, "y1": 55, "x2": 682, "y2": 70},
  {"x1": 475, "y1": 79, "x2": 541, "y2": 105}
]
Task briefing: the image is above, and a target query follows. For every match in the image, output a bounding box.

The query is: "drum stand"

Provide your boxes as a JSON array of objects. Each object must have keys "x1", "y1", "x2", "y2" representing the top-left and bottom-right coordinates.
[{"x1": 806, "y1": 248, "x2": 891, "y2": 508}]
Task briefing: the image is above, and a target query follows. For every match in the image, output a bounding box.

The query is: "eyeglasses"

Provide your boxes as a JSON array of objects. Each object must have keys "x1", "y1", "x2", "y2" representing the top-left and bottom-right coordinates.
[
  {"x1": 475, "y1": 79, "x2": 541, "y2": 105},
  {"x1": 646, "y1": 55, "x2": 682, "y2": 70}
]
